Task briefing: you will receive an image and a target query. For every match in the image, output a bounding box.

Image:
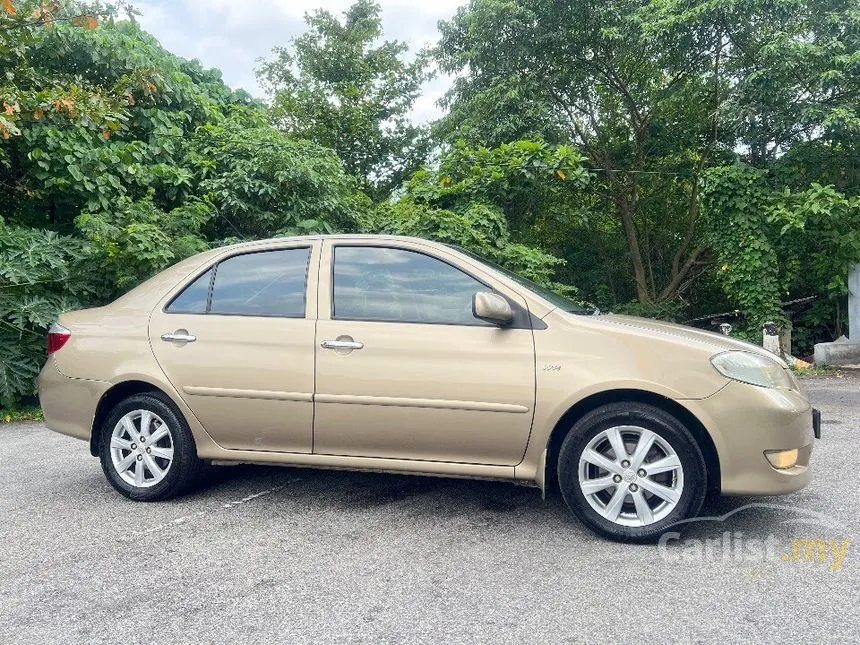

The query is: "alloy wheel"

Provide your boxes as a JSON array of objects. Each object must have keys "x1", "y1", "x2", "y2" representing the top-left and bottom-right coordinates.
[
  {"x1": 109, "y1": 409, "x2": 175, "y2": 488},
  {"x1": 578, "y1": 425, "x2": 684, "y2": 527}
]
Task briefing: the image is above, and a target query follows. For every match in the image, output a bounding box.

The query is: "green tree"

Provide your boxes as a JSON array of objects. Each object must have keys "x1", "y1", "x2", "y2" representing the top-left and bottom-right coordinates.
[
  {"x1": 692, "y1": 0, "x2": 860, "y2": 341},
  {"x1": 188, "y1": 106, "x2": 365, "y2": 241},
  {"x1": 437, "y1": 0, "x2": 724, "y2": 304},
  {"x1": 257, "y1": 0, "x2": 431, "y2": 198},
  {"x1": 436, "y1": 0, "x2": 860, "y2": 309},
  {"x1": 75, "y1": 192, "x2": 212, "y2": 295}
]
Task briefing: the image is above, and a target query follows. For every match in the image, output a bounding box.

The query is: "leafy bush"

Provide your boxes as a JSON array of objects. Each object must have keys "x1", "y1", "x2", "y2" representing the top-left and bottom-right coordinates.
[
  {"x1": 0, "y1": 222, "x2": 91, "y2": 405},
  {"x1": 75, "y1": 191, "x2": 212, "y2": 296}
]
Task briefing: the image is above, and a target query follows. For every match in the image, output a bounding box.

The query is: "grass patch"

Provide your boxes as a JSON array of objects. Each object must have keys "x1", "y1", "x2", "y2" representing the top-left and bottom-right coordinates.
[
  {"x1": 792, "y1": 363, "x2": 836, "y2": 378},
  {"x1": 0, "y1": 406, "x2": 44, "y2": 423}
]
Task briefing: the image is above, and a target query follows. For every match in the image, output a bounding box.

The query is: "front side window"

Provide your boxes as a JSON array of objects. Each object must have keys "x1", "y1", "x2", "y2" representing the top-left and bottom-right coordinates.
[
  {"x1": 167, "y1": 248, "x2": 310, "y2": 317},
  {"x1": 333, "y1": 246, "x2": 490, "y2": 325}
]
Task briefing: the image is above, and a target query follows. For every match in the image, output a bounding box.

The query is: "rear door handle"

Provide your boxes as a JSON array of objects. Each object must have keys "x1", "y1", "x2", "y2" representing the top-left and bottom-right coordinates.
[
  {"x1": 161, "y1": 331, "x2": 197, "y2": 343},
  {"x1": 321, "y1": 339, "x2": 364, "y2": 350}
]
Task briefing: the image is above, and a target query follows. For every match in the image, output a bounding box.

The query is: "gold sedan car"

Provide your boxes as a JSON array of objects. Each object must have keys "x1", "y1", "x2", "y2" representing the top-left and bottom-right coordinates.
[{"x1": 38, "y1": 235, "x2": 818, "y2": 541}]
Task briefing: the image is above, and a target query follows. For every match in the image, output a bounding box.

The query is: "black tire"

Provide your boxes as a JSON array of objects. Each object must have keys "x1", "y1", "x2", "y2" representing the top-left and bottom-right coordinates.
[
  {"x1": 557, "y1": 402, "x2": 707, "y2": 543},
  {"x1": 99, "y1": 392, "x2": 208, "y2": 501}
]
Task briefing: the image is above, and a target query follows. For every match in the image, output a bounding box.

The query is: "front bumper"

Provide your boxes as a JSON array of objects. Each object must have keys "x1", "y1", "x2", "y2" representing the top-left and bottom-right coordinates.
[
  {"x1": 37, "y1": 357, "x2": 108, "y2": 442},
  {"x1": 684, "y1": 381, "x2": 815, "y2": 496}
]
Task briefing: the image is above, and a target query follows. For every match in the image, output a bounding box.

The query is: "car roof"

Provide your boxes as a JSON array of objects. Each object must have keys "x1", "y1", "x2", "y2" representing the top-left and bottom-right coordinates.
[{"x1": 217, "y1": 234, "x2": 446, "y2": 253}]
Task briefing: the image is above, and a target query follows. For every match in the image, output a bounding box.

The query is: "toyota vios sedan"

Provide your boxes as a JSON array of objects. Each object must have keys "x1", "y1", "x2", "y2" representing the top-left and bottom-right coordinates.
[{"x1": 38, "y1": 235, "x2": 818, "y2": 541}]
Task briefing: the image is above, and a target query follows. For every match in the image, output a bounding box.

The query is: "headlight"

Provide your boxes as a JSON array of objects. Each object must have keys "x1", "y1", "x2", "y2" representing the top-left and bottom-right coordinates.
[{"x1": 710, "y1": 351, "x2": 793, "y2": 389}]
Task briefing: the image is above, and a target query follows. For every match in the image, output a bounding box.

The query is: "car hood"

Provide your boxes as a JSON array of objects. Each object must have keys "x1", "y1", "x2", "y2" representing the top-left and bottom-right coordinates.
[{"x1": 594, "y1": 314, "x2": 785, "y2": 363}]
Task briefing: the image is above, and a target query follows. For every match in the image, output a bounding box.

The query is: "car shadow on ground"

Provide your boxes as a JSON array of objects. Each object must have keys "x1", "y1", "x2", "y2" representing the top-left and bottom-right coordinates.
[
  {"x1": 60, "y1": 459, "x2": 818, "y2": 543},
  {"x1": 201, "y1": 463, "x2": 805, "y2": 538},
  {"x1": 205, "y1": 463, "x2": 550, "y2": 514}
]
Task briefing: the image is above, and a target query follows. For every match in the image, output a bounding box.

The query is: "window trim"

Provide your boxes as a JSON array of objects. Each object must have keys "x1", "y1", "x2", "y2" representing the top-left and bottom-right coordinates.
[
  {"x1": 329, "y1": 243, "x2": 528, "y2": 328},
  {"x1": 164, "y1": 246, "x2": 313, "y2": 319}
]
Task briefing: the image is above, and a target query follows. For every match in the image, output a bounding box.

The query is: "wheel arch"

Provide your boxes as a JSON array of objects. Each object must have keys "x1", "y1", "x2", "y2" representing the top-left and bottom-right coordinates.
[
  {"x1": 543, "y1": 389, "x2": 721, "y2": 496},
  {"x1": 89, "y1": 380, "x2": 166, "y2": 456}
]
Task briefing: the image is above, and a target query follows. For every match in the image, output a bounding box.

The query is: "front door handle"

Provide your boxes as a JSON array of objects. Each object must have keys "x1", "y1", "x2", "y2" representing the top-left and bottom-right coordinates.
[
  {"x1": 161, "y1": 331, "x2": 197, "y2": 343},
  {"x1": 321, "y1": 339, "x2": 364, "y2": 350}
]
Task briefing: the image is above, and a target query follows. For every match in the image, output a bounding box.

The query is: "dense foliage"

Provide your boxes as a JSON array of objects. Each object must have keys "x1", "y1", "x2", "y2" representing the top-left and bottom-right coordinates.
[
  {"x1": 0, "y1": 1, "x2": 364, "y2": 402},
  {"x1": 0, "y1": 223, "x2": 89, "y2": 405},
  {"x1": 361, "y1": 139, "x2": 590, "y2": 292},
  {"x1": 1, "y1": 0, "x2": 858, "y2": 407},
  {"x1": 702, "y1": 165, "x2": 860, "y2": 334},
  {"x1": 437, "y1": 0, "x2": 859, "y2": 322}
]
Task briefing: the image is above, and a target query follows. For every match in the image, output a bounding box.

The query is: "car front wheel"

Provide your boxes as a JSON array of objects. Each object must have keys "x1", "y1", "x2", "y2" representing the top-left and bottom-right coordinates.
[
  {"x1": 557, "y1": 402, "x2": 707, "y2": 542},
  {"x1": 99, "y1": 392, "x2": 207, "y2": 501}
]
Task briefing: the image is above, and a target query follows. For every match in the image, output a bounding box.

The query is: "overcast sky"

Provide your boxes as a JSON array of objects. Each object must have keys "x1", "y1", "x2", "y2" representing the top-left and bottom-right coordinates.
[{"x1": 133, "y1": 0, "x2": 466, "y2": 123}]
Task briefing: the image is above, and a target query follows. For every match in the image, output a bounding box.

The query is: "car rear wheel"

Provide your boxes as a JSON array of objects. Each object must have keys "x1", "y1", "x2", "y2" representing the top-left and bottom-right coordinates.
[
  {"x1": 99, "y1": 392, "x2": 207, "y2": 501},
  {"x1": 557, "y1": 402, "x2": 707, "y2": 543}
]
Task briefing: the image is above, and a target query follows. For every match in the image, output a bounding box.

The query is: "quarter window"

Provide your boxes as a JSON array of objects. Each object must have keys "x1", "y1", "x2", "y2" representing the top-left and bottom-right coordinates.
[
  {"x1": 166, "y1": 248, "x2": 310, "y2": 317},
  {"x1": 166, "y1": 269, "x2": 212, "y2": 314},
  {"x1": 333, "y1": 246, "x2": 490, "y2": 325}
]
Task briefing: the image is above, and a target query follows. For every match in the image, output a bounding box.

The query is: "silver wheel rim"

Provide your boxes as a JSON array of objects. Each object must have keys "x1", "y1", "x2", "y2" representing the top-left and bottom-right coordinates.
[
  {"x1": 578, "y1": 425, "x2": 684, "y2": 527},
  {"x1": 110, "y1": 409, "x2": 174, "y2": 488}
]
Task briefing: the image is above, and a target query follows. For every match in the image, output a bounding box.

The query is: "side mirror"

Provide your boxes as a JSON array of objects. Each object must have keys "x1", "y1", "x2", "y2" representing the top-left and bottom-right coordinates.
[{"x1": 472, "y1": 291, "x2": 513, "y2": 326}]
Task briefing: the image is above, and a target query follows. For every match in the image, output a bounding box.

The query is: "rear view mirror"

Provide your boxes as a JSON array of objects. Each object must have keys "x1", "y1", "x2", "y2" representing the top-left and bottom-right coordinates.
[{"x1": 472, "y1": 291, "x2": 513, "y2": 326}]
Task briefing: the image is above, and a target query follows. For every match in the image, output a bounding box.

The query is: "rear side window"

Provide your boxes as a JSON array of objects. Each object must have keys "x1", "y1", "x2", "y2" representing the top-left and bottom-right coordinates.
[
  {"x1": 210, "y1": 249, "x2": 309, "y2": 316},
  {"x1": 166, "y1": 248, "x2": 310, "y2": 317}
]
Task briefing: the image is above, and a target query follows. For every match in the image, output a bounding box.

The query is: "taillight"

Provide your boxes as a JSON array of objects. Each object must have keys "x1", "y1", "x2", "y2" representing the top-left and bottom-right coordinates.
[{"x1": 47, "y1": 323, "x2": 71, "y2": 354}]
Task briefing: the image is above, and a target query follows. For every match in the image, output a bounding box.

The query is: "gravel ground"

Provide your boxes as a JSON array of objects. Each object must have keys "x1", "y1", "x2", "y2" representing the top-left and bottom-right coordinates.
[{"x1": 1, "y1": 375, "x2": 858, "y2": 644}]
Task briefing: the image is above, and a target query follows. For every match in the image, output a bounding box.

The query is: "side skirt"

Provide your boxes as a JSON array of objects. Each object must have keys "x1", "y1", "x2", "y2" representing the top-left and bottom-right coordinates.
[{"x1": 204, "y1": 449, "x2": 518, "y2": 483}]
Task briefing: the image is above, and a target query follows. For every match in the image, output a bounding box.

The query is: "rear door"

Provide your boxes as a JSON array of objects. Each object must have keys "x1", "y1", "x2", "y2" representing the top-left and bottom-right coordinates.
[
  {"x1": 149, "y1": 242, "x2": 319, "y2": 453},
  {"x1": 313, "y1": 241, "x2": 537, "y2": 466}
]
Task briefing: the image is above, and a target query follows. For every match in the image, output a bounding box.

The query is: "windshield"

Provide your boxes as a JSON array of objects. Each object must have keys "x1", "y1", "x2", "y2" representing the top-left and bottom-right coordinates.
[{"x1": 447, "y1": 245, "x2": 589, "y2": 314}]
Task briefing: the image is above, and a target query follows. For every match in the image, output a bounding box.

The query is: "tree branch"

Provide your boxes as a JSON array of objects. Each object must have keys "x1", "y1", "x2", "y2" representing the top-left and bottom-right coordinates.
[{"x1": 660, "y1": 246, "x2": 706, "y2": 301}]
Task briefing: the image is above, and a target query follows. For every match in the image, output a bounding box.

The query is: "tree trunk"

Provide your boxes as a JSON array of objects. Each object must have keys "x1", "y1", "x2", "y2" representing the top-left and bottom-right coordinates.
[{"x1": 611, "y1": 178, "x2": 650, "y2": 303}]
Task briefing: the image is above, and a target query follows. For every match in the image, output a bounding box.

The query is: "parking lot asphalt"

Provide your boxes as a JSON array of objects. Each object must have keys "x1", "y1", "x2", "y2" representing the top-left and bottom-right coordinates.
[{"x1": 1, "y1": 374, "x2": 858, "y2": 644}]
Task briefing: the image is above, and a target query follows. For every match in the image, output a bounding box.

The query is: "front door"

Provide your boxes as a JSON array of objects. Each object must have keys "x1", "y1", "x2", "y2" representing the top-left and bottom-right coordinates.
[
  {"x1": 313, "y1": 242, "x2": 536, "y2": 466},
  {"x1": 149, "y1": 243, "x2": 319, "y2": 453}
]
